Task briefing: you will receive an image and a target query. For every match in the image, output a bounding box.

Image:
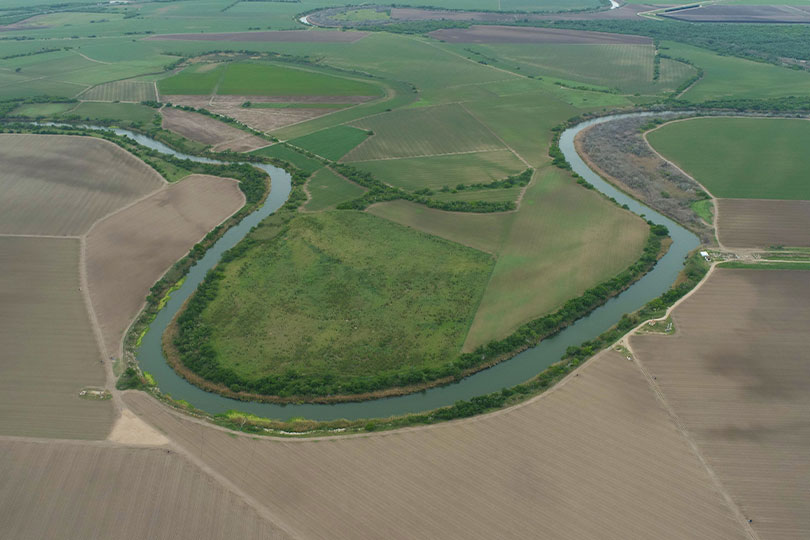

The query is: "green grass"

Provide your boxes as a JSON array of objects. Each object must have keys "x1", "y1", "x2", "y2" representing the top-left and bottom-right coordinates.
[
  {"x1": 199, "y1": 211, "x2": 494, "y2": 384},
  {"x1": 11, "y1": 102, "x2": 74, "y2": 117},
  {"x1": 691, "y1": 199, "x2": 714, "y2": 224},
  {"x1": 431, "y1": 187, "x2": 523, "y2": 204},
  {"x1": 64, "y1": 102, "x2": 158, "y2": 125},
  {"x1": 346, "y1": 103, "x2": 505, "y2": 161},
  {"x1": 332, "y1": 8, "x2": 390, "y2": 21},
  {"x1": 250, "y1": 102, "x2": 351, "y2": 109},
  {"x1": 351, "y1": 150, "x2": 525, "y2": 192},
  {"x1": 368, "y1": 199, "x2": 513, "y2": 254},
  {"x1": 289, "y1": 125, "x2": 369, "y2": 161},
  {"x1": 81, "y1": 80, "x2": 157, "y2": 102},
  {"x1": 159, "y1": 62, "x2": 382, "y2": 97},
  {"x1": 250, "y1": 144, "x2": 324, "y2": 175},
  {"x1": 648, "y1": 117, "x2": 810, "y2": 200},
  {"x1": 305, "y1": 168, "x2": 366, "y2": 211},
  {"x1": 465, "y1": 166, "x2": 650, "y2": 350}
]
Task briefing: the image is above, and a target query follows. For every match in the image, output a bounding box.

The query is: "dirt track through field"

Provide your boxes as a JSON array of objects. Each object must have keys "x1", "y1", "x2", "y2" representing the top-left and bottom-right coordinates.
[
  {"x1": 429, "y1": 25, "x2": 652, "y2": 45},
  {"x1": 0, "y1": 439, "x2": 290, "y2": 540},
  {"x1": 86, "y1": 174, "x2": 245, "y2": 357},
  {"x1": 0, "y1": 134, "x2": 164, "y2": 236},
  {"x1": 126, "y1": 347, "x2": 748, "y2": 540},
  {"x1": 0, "y1": 237, "x2": 114, "y2": 439},
  {"x1": 631, "y1": 268, "x2": 810, "y2": 540},
  {"x1": 717, "y1": 198, "x2": 810, "y2": 248}
]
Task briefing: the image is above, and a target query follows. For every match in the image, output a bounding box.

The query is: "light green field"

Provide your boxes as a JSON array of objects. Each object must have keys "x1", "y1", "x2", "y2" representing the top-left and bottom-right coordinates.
[
  {"x1": 648, "y1": 117, "x2": 810, "y2": 200},
  {"x1": 368, "y1": 200, "x2": 513, "y2": 254},
  {"x1": 65, "y1": 102, "x2": 158, "y2": 125},
  {"x1": 332, "y1": 8, "x2": 390, "y2": 21},
  {"x1": 289, "y1": 125, "x2": 369, "y2": 161},
  {"x1": 465, "y1": 166, "x2": 649, "y2": 350},
  {"x1": 81, "y1": 80, "x2": 158, "y2": 102},
  {"x1": 663, "y1": 42, "x2": 810, "y2": 101},
  {"x1": 159, "y1": 62, "x2": 382, "y2": 97},
  {"x1": 305, "y1": 168, "x2": 366, "y2": 211},
  {"x1": 250, "y1": 144, "x2": 324, "y2": 175},
  {"x1": 198, "y1": 211, "x2": 494, "y2": 386},
  {"x1": 346, "y1": 103, "x2": 505, "y2": 161},
  {"x1": 11, "y1": 102, "x2": 74, "y2": 117},
  {"x1": 351, "y1": 150, "x2": 525, "y2": 191},
  {"x1": 432, "y1": 186, "x2": 523, "y2": 204}
]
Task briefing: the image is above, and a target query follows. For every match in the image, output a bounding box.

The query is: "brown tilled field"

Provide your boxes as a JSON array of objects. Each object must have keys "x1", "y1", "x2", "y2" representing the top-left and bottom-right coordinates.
[
  {"x1": 429, "y1": 25, "x2": 651, "y2": 45},
  {"x1": 631, "y1": 268, "x2": 810, "y2": 540},
  {"x1": 661, "y1": 4, "x2": 810, "y2": 23},
  {"x1": 0, "y1": 236, "x2": 114, "y2": 439},
  {"x1": 161, "y1": 107, "x2": 268, "y2": 152},
  {"x1": 125, "y1": 348, "x2": 748, "y2": 540},
  {"x1": 86, "y1": 174, "x2": 245, "y2": 356},
  {"x1": 0, "y1": 439, "x2": 290, "y2": 540},
  {"x1": 147, "y1": 30, "x2": 368, "y2": 42},
  {"x1": 0, "y1": 134, "x2": 164, "y2": 236},
  {"x1": 718, "y1": 198, "x2": 810, "y2": 248}
]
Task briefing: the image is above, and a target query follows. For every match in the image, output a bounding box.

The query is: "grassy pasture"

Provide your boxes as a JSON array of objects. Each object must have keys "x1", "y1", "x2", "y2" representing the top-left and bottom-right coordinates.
[
  {"x1": 465, "y1": 166, "x2": 649, "y2": 350},
  {"x1": 647, "y1": 117, "x2": 810, "y2": 199},
  {"x1": 431, "y1": 186, "x2": 523, "y2": 203},
  {"x1": 250, "y1": 144, "x2": 324, "y2": 174},
  {"x1": 368, "y1": 199, "x2": 513, "y2": 254},
  {"x1": 345, "y1": 103, "x2": 505, "y2": 161},
  {"x1": 351, "y1": 150, "x2": 525, "y2": 191},
  {"x1": 11, "y1": 102, "x2": 74, "y2": 117},
  {"x1": 82, "y1": 80, "x2": 158, "y2": 102},
  {"x1": 0, "y1": 237, "x2": 114, "y2": 439},
  {"x1": 67, "y1": 102, "x2": 158, "y2": 125},
  {"x1": 305, "y1": 168, "x2": 367, "y2": 211},
  {"x1": 289, "y1": 125, "x2": 369, "y2": 161},
  {"x1": 197, "y1": 211, "x2": 494, "y2": 386},
  {"x1": 0, "y1": 134, "x2": 164, "y2": 236}
]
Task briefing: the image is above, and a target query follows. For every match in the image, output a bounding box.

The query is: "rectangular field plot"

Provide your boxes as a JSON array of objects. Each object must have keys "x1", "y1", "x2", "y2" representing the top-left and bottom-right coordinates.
[
  {"x1": 0, "y1": 134, "x2": 164, "y2": 236},
  {"x1": 289, "y1": 125, "x2": 369, "y2": 161},
  {"x1": 345, "y1": 103, "x2": 505, "y2": 161},
  {"x1": 304, "y1": 168, "x2": 366, "y2": 211},
  {"x1": 81, "y1": 80, "x2": 157, "y2": 102},
  {"x1": 351, "y1": 150, "x2": 524, "y2": 191},
  {"x1": 718, "y1": 199, "x2": 810, "y2": 248},
  {"x1": 0, "y1": 440, "x2": 288, "y2": 540},
  {"x1": 0, "y1": 237, "x2": 113, "y2": 440},
  {"x1": 631, "y1": 269, "x2": 810, "y2": 540}
]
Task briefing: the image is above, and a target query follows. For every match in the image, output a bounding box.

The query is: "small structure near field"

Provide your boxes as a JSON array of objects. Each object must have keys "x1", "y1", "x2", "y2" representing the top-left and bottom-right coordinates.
[{"x1": 700, "y1": 250, "x2": 710, "y2": 261}]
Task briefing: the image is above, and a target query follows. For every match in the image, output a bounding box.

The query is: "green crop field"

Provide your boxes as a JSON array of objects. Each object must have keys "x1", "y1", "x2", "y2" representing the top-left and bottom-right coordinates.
[
  {"x1": 65, "y1": 102, "x2": 158, "y2": 124},
  {"x1": 648, "y1": 117, "x2": 810, "y2": 200},
  {"x1": 351, "y1": 150, "x2": 525, "y2": 192},
  {"x1": 305, "y1": 168, "x2": 366, "y2": 211},
  {"x1": 289, "y1": 125, "x2": 369, "y2": 161},
  {"x1": 431, "y1": 186, "x2": 523, "y2": 204},
  {"x1": 159, "y1": 62, "x2": 382, "y2": 97},
  {"x1": 250, "y1": 144, "x2": 324, "y2": 175},
  {"x1": 195, "y1": 211, "x2": 494, "y2": 389},
  {"x1": 11, "y1": 102, "x2": 75, "y2": 117},
  {"x1": 345, "y1": 103, "x2": 505, "y2": 161},
  {"x1": 81, "y1": 80, "x2": 158, "y2": 102}
]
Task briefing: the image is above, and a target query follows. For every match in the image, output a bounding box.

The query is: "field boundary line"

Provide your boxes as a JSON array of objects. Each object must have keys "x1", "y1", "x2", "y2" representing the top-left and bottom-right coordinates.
[
  {"x1": 345, "y1": 147, "x2": 506, "y2": 163},
  {"x1": 0, "y1": 232, "x2": 81, "y2": 239},
  {"x1": 460, "y1": 102, "x2": 531, "y2": 167},
  {"x1": 75, "y1": 50, "x2": 110, "y2": 65}
]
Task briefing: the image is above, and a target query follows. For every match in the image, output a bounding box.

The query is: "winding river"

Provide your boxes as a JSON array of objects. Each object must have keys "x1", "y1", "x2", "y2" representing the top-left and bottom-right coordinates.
[{"x1": 103, "y1": 112, "x2": 698, "y2": 421}]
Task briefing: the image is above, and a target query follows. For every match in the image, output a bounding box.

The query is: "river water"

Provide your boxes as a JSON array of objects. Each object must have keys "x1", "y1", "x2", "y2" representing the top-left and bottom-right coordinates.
[{"x1": 92, "y1": 114, "x2": 697, "y2": 421}]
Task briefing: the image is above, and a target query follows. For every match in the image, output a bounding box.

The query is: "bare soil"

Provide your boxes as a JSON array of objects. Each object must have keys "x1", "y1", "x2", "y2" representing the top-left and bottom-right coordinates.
[
  {"x1": 125, "y1": 348, "x2": 748, "y2": 540},
  {"x1": 718, "y1": 198, "x2": 810, "y2": 248},
  {"x1": 146, "y1": 30, "x2": 368, "y2": 42},
  {"x1": 631, "y1": 268, "x2": 810, "y2": 540},
  {"x1": 86, "y1": 174, "x2": 245, "y2": 357},
  {"x1": 0, "y1": 236, "x2": 114, "y2": 440},
  {"x1": 0, "y1": 134, "x2": 164, "y2": 236},
  {"x1": 161, "y1": 107, "x2": 267, "y2": 152},
  {"x1": 429, "y1": 25, "x2": 652, "y2": 45},
  {"x1": 0, "y1": 439, "x2": 290, "y2": 539},
  {"x1": 661, "y1": 4, "x2": 810, "y2": 23}
]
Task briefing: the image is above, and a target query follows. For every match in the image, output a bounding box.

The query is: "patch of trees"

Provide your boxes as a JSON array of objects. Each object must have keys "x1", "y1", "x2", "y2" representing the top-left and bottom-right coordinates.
[{"x1": 440, "y1": 168, "x2": 533, "y2": 193}]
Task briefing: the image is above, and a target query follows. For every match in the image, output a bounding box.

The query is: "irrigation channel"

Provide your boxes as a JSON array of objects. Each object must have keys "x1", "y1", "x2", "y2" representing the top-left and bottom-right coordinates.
[{"x1": 101, "y1": 113, "x2": 698, "y2": 421}]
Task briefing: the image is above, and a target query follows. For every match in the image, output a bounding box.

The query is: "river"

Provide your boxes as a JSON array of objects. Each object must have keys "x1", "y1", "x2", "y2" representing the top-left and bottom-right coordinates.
[{"x1": 90, "y1": 113, "x2": 698, "y2": 421}]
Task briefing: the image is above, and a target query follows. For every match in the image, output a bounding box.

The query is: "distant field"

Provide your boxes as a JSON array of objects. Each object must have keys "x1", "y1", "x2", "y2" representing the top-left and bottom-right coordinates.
[
  {"x1": 304, "y1": 168, "x2": 366, "y2": 211},
  {"x1": 0, "y1": 134, "x2": 164, "y2": 236},
  {"x1": 159, "y1": 62, "x2": 381, "y2": 97},
  {"x1": 368, "y1": 199, "x2": 513, "y2": 253},
  {"x1": 289, "y1": 125, "x2": 369, "y2": 161},
  {"x1": 717, "y1": 199, "x2": 810, "y2": 248},
  {"x1": 351, "y1": 150, "x2": 525, "y2": 191},
  {"x1": 632, "y1": 268, "x2": 810, "y2": 540},
  {"x1": 87, "y1": 175, "x2": 245, "y2": 356},
  {"x1": 430, "y1": 186, "x2": 523, "y2": 203},
  {"x1": 0, "y1": 440, "x2": 287, "y2": 539},
  {"x1": 81, "y1": 80, "x2": 157, "y2": 102},
  {"x1": 465, "y1": 166, "x2": 649, "y2": 349},
  {"x1": 192, "y1": 211, "x2": 494, "y2": 394},
  {"x1": 250, "y1": 144, "x2": 324, "y2": 174},
  {"x1": 345, "y1": 103, "x2": 505, "y2": 161},
  {"x1": 68, "y1": 102, "x2": 158, "y2": 124},
  {"x1": 11, "y1": 102, "x2": 74, "y2": 117},
  {"x1": 161, "y1": 107, "x2": 267, "y2": 152},
  {"x1": 0, "y1": 237, "x2": 113, "y2": 440},
  {"x1": 647, "y1": 117, "x2": 810, "y2": 199}
]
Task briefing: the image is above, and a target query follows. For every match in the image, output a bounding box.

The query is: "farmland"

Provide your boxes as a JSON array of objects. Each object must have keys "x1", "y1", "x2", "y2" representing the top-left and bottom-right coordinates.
[
  {"x1": 647, "y1": 117, "x2": 810, "y2": 200},
  {"x1": 81, "y1": 80, "x2": 157, "y2": 102},
  {"x1": 161, "y1": 107, "x2": 268, "y2": 152},
  {"x1": 86, "y1": 174, "x2": 245, "y2": 356},
  {"x1": 289, "y1": 125, "x2": 369, "y2": 161},
  {"x1": 173, "y1": 211, "x2": 494, "y2": 399},
  {"x1": 304, "y1": 168, "x2": 366, "y2": 211},
  {"x1": 0, "y1": 134, "x2": 164, "y2": 236},
  {"x1": 631, "y1": 268, "x2": 810, "y2": 539},
  {"x1": 251, "y1": 144, "x2": 324, "y2": 174},
  {"x1": 0, "y1": 237, "x2": 113, "y2": 440},
  {"x1": 717, "y1": 199, "x2": 810, "y2": 248}
]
